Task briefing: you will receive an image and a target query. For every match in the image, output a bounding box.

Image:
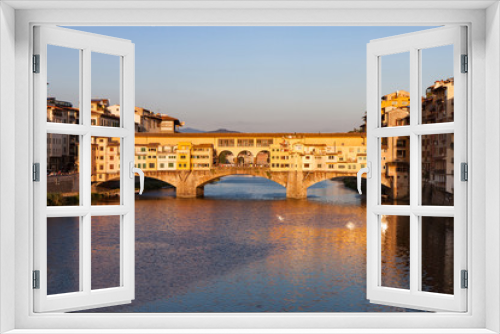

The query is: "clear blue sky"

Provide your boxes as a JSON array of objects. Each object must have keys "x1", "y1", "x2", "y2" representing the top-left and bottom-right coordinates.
[{"x1": 48, "y1": 26, "x2": 453, "y2": 133}]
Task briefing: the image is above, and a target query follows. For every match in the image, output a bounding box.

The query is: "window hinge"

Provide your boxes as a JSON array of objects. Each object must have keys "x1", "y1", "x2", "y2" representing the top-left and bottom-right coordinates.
[
  {"x1": 461, "y1": 270, "x2": 468, "y2": 289},
  {"x1": 33, "y1": 163, "x2": 40, "y2": 182},
  {"x1": 461, "y1": 162, "x2": 468, "y2": 181},
  {"x1": 33, "y1": 54, "x2": 40, "y2": 73},
  {"x1": 33, "y1": 270, "x2": 40, "y2": 289},
  {"x1": 461, "y1": 54, "x2": 468, "y2": 73}
]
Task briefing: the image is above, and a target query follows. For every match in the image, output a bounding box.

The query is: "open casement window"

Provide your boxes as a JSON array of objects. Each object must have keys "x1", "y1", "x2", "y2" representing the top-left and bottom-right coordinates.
[
  {"x1": 366, "y1": 26, "x2": 467, "y2": 312},
  {"x1": 33, "y1": 26, "x2": 136, "y2": 312}
]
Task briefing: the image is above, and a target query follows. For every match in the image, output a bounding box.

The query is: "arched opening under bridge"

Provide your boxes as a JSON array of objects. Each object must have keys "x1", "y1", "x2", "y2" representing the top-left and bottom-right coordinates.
[
  {"x1": 218, "y1": 150, "x2": 235, "y2": 165},
  {"x1": 200, "y1": 175, "x2": 286, "y2": 199},
  {"x1": 237, "y1": 150, "x2": 254, "y2": 167},
  {"x1": 256, "y1": 150, "x2": 270, "y2": 167},
  {"x1": 94, "y1": 176, "x2": 174, "y2": 191}
]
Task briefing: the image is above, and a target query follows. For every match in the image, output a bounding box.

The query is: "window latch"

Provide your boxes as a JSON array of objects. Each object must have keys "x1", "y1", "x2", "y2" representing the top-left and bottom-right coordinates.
[
  {"x1": 357, "y1": 161, "x2": 371, "y2": 194},
  {"x1": 130, "y1": 162, "x2": 144, "y2": 195}
]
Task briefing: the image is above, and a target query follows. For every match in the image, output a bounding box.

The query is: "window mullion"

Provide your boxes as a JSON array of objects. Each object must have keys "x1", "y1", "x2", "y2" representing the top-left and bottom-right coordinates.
[
  {"x1": 82, "y1": 48, "x2": 91, "y2": 208},
  {"x1": 409, "y1": 47, "x2": 420, "y2": 295},
  {"x1": 81, "y1": 48, "x2": 92, "y2": 295},
  {"x1": 81, "y1": 213, "x2": 91, "y2": 294}
]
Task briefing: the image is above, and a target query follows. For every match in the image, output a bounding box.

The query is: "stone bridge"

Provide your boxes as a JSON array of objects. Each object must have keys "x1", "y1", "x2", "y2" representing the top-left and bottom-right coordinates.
[{"x1": 138, "y1": 167, "x2": 380, "y2": 199}]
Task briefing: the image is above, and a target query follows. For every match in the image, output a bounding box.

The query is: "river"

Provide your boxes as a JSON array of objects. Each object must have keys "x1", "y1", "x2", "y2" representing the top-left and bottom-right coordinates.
[{"x1": 47, "y1": 176, "x2": 453, "y2": 312}]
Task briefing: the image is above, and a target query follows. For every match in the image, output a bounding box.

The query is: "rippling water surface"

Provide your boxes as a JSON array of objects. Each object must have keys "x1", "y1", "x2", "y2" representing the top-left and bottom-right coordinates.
[{"x1": 47, "y1": 176, "x2": 453, "y2": 312}]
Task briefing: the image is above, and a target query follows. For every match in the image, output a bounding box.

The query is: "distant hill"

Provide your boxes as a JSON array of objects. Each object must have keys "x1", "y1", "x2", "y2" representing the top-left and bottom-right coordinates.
[
  {"x1": 178, "y1": 127, "x2": 205, "y2": 133},
  {"x1": 179, "y1": 127, "x2": 240, "y2": 134},
  {"x1": 205, "y1": 128, "x2": 241, "y2": 133}
]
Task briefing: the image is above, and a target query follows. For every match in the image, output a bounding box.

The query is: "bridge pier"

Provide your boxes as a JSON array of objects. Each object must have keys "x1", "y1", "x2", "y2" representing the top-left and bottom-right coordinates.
[
  {"x1": 176, "y1": 182, "x2": 204, "y2": 198},
  {"x1": 285, "y1": 171, "x2": 308, "y2": 199}
]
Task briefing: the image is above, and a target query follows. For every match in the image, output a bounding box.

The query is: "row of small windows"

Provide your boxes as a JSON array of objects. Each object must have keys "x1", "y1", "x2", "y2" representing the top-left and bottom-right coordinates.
[
  {"x1": 267, "y1": 163, "x2": 360, "y2": 169},
  {"x1": 47, "y1": 138, "x2": 66, "y2": 144},
  {"x1": 218, "y1": 139, "x2": 274, "y2": 147},
  {"x1": 90, "y1": 119, "x2": 119, "y2": 127},
  {"x1": 98, "y1": 164, "x2": 120, "y2": 170}
]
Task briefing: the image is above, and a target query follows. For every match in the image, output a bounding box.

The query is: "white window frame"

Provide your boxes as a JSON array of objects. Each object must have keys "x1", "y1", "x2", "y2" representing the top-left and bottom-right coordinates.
[
  {"x1": 1, "y1": 2, "x2": 498, "y2": 333},
  {"x1": 33, "y1": 26, "x2": 136, "y2": 313},
  {"x1": 366, "y1": 26, "x2": 467, "y2": 312}
]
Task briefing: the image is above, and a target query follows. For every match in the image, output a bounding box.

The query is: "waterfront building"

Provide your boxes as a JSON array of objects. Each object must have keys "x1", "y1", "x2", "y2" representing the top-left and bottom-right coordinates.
[
  {"x1": 157, "y1": 145, "x2": 177, "y2": 170},
  {"x1": 380, "y1": 90, "x2": 410, "y2": 127},
  {"x1": 421, "y1": 79, "x2": 455, "y2": 203},
  {"x1": 376, "y1": 80, "x2": 454, "y2": 201},
  {"x1": 379, "y1": 91, "x2": 412, "y2": 200},
  {"x1": 47, "y1": 97, "x2": 79, "y2": 124},
  {"x1": 191, "y1": 144, "x2": 214, "y2": 170},
  {"x1": 422, "y1": 78, "x2": 454, "y2": 124},
  {"x1": 90, "y1": 137, "x2": 120, "y2": 182},
  {"x1": 270, "y1": 141, "x2": 292, "y2": 171},
  {"x1": 91, "y1": 99, "x2": 120, "y2": 127},
  {"x1": 135, "y1": 144, "x2": 148, "y2": 170},
  {"x1": 176, "y1": 142, "x2": 192, "y2": 170},
  {"x1": 381, "y1": 136, "x2": 410, "y2": 199},
  {"x1": 267, "y1": 135, "x2": 366, "y2": 172},
  {"x1": 108, "y1": 105, "x2": 184, "y2": 133},
  {"x1": 326, "y1": 153, "x2": 339, "y2": 170},
  {"x1": 146, "y1": 143, "x2": 159, "y2": 171},
  {"x1": 47, "y1": 133, "x2": 78, "y2": 173},
  {"x1": 46, "y1": 98, "x2": 79, "y2": 173},
  {"x1": 357, "y1": 153, "x2": 367, "y2": 168},
  {"x1": 160, "y1": 115, "x2": 183, "y2": 133}
]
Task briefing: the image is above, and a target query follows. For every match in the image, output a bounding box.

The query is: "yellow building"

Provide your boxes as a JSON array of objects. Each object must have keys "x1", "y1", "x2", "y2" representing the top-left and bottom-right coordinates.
[
  {"x1": 381, "y1": 90, "x2": 410, "y2": 127},
  {"x1": 146, "y1": 143, "x2": 159, "y2": 171},
  {"x1": 176, "y1": 142, "x2": 192, "y2": 170},
  {"x1": 135, "y1": 144, "x2": 148, "y2": 170},
  {"x1": 91, "y1": 99, "x2": 120, "y2": 127},
  {"x1": 191, "y1": 144, "x2": 214, "y2": 170},
  {"x1": 269, "y1": 136, "x2": 366, "y2": 172},
  {"x1": 133, "y1": 132, "x2": 366, "y2": 173},
  {"x1": 90, "y1": 137, "x2": 120, "y2": 182},
  {"x1": 270, "y1": 142, "x2": 292, "y2": 171},
  {"x1": 157, "y1": 145, "x2": 177, "y2": 170}
]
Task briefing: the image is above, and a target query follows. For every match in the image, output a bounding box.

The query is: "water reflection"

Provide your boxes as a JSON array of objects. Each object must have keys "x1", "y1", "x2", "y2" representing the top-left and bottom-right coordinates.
[
  {"x1": 53, "y1": 176, "x2": 452, "y2": 312},
  {"x1": 47, "y1": 217, "x2": 80, "y2": 295},
  {"x1": 381, "y1": 215, "x2": 410, "y2": 290}
]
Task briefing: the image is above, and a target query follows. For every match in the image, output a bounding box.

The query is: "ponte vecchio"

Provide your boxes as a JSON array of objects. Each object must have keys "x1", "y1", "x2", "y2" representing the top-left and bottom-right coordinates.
[{"x1": 124, "y1": 132, "x2": 373, "y2": 199}]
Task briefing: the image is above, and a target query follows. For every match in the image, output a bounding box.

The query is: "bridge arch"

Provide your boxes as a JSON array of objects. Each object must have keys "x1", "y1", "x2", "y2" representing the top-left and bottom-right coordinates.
[
  {"x1": 140, "y1": 169, "x2": 369, "y2": 199},
  {"x1": 92, "y1": 176, "x2": 120, "y2": 188},
  {"x1": 217, "y1": 150, "x2": 235, "y2": 164},
  {"x1": 93, "y1": 176, "x2": 176, "y2": 189},
  {"x1": 236, "y1": 150, "x2": 254, "y2": 166},
  {"x1": 303, "y1": 174, "x2": 391, "y2": 194},
  {"x1": 196, "y1": 173, "x2": 287, "y2": 190},
  {"x1": 255, "y1": 150, "x2": 270, "y2": 166}
]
